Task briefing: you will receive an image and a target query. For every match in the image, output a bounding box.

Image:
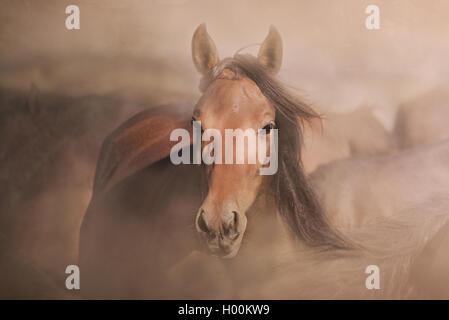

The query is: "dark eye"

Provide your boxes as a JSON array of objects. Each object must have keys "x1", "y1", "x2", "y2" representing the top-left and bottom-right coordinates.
[{"x1": 261, "y1": 122, "x2": 276, "y2": 134}]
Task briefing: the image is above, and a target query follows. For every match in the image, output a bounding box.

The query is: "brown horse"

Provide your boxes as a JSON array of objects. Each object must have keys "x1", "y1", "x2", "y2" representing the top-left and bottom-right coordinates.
[
  {"x1": 190, "y1": 24, "x2": 348, "y2": 258},
  {"x1": 79, "y1": 24, "x2": 449, "y2": 299},
  {"x1": 79, "y1": 24, "x2": 347, "y2": 298}
]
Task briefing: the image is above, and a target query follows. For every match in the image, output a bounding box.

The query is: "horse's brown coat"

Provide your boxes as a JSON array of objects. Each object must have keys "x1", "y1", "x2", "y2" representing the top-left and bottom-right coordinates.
[{"x1": 92, "y1": 102, "x2": 193, "y2": 195}]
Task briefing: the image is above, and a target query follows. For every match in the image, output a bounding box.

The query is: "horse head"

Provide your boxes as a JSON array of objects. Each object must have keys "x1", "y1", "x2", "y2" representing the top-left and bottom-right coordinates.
[{"x1": 190, "y1": 24, "x2": 346, "y2": 258}]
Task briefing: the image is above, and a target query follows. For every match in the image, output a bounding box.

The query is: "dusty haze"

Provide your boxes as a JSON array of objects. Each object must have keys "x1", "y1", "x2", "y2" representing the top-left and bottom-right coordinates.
[{"x1": 1, "y1": 0, "x2": 449, "y2": 298}]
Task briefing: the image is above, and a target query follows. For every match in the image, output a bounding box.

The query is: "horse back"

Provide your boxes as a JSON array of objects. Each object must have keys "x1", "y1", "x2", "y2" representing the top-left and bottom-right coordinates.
[
  {"x1": 79, "y1": 102, "x2": 205, "y2": 298},
  {"x1": 93, "y1": 102, "x2": 194, "y2": 196}
]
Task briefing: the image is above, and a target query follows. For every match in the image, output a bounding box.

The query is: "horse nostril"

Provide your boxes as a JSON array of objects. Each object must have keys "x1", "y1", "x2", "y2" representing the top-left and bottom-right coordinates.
[
  {"x1": 197, "y1": 210, "x2": 209, "y2": 233},
  {"x1": 232, "y1": 211, "x2": 239, "y2": 227},
  {"x1": 222, "y1": 211, "x2": 240, "y2": 241}
]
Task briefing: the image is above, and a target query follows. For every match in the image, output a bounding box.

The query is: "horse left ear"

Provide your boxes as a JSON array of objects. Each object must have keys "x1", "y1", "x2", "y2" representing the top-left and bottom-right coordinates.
[{"x1": 257, "y1": 25, "x2": 283, "y2": 74}]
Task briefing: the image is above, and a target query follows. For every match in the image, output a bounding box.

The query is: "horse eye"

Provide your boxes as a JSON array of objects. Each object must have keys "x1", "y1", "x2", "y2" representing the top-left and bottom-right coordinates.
[{"x1": 261, "y1": 122, "x2": 276, "y2": 134}]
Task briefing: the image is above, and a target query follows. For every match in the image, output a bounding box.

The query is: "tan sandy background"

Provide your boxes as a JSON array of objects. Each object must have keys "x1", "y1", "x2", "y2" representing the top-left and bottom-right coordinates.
[{"x1": 1, "y1": 0, "x2": 448, "y2": 298}]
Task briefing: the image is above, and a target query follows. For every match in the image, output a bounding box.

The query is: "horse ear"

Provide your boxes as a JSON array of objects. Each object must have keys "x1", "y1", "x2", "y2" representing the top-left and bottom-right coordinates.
[
  {"x1": 257, "y1": 25, "x2": 283, "y2": 74},
  {"x1": 192, "y1": 24, "x2": 219, "y2": 75}
]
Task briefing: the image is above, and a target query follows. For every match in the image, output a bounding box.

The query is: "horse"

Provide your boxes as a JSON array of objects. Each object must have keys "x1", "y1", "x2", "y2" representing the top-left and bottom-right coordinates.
[
  {"x1": 79, "y1": 24, "x2": 349, "y2": 298},
  {"x1": 189, "y1": 24, "x2": 351, "y2": 258},
  {"x1": 309, "y1": 138, "x2": 449, "y2": 228},
  {"x1": 79, "y1": 24, "x2": 449, "y2": 299}
]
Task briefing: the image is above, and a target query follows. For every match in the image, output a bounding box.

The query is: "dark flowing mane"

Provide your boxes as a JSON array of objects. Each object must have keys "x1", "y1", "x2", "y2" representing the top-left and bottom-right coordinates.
[{"x1": 200, "y1": 54, "x2": 349, "y2": 250}]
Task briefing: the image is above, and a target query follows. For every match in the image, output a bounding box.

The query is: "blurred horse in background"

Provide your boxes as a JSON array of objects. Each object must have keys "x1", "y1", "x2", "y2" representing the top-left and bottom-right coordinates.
[
  {"x1": 310, "y1": 139, "x2": 449, "y2": 228},
  {"x1": 309, "y1": 86, "x2": 449, "y2": 229},
  {"x1": 302, "y1": 107, "x2": 394, "y2": 173}
]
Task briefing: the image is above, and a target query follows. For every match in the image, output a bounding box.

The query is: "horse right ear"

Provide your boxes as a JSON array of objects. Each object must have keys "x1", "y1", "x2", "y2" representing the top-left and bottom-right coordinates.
[
  {"x1": 192, "y1": 24, "x2": 219, "y2": 75},
  {"x1": 257, "y1": 25, "x2": 283, "y2": 74}
]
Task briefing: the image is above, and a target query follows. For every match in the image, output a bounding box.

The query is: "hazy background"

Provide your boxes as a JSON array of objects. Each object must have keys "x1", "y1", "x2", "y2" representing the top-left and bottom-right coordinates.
[
  {"x1": 3, "y1": 0, "x2": 449, "y2": 112},
  {"x1": 1, "y1": 0, "x2": 449, "y2": 298}
]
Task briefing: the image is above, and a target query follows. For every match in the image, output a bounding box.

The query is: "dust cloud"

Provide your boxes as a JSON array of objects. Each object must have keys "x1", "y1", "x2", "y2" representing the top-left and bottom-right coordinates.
[{"x1": 1, "y1": 0, "x2": 449, "y2": 298}]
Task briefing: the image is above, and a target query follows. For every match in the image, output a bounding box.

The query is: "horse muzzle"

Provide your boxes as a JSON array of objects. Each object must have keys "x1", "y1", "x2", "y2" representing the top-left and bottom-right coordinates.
[{"x1": 196, "y1": 208, "x2": 247, "y2": 258}]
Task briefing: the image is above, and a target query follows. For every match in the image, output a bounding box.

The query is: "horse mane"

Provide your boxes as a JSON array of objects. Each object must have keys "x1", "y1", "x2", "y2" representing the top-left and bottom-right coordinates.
[{"x1": 199, "y1": 54, "x2": 349, "y2": 249}]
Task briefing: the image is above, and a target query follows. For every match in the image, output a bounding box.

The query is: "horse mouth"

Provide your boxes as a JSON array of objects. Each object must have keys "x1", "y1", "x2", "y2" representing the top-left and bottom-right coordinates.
[
  {"x1": 209, "y1": 247, "x2": 240, "y2": 259},
  {"x1": 203, "y1": 237, "x2": 243, "y2": 259}
]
